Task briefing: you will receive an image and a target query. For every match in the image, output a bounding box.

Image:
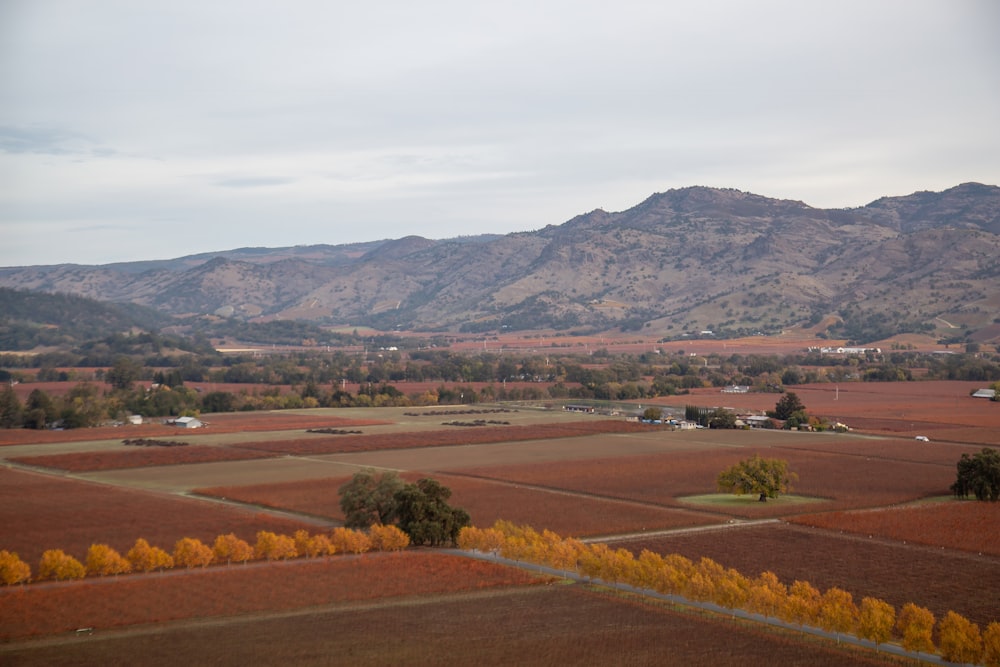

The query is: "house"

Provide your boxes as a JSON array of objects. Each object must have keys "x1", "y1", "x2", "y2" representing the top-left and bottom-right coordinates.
[
  {"x1": 127, "y1": 415, "x2": 143, "y2": 425},
  {"x1": 171, "y1": 416, "x2": 204, "y2": 429},
  {"x1": 721, "y1": 385, "x2": 749, "y2": 394}
]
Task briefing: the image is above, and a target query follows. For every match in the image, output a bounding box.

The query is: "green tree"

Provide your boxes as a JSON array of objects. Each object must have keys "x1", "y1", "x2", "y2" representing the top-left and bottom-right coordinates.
[
  {"x1": 770, "y1": 391, "x2": 806, "y2": 420},
  {"x1": 24, "y1": 388, "x2": 57, "y2": 429},
  {"x1": 641, "y1": 407, "x2": 663, "y2": 421},
  {"x1": 394, "y1": 478, "x2": 471, "y2": 546},
  {"x1": 951, "y1": 447, "x2": 1000, "y2": 501},
  {"x1": 717, "y1": 454, "x2": 797, "y2": 502},
  {"x1": 0, "y1": 386, "x2": 23, "y2": 428},
  {"x1": 106, "y1": 356, "x2": 141, "y2": 390},
  {"x1": 339, "y1": 469, "x2": 405, "y2": 529},
  {"x1": 708, "y1": 408, "x2": 738, "y2": 429}
]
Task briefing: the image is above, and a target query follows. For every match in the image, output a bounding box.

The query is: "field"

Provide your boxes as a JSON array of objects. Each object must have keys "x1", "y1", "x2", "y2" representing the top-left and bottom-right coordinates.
[{"x1": 2, "y1": 381, "x2": 999, "y2": 665}]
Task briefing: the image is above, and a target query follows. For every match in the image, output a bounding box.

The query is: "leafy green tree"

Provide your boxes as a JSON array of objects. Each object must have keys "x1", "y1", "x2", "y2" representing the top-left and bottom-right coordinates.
[
  {"x1": 770, "y1": 392, "x2": 806, "y2": 420},
  {"x1": 717, "y1": 454, "x2": 797, "y2": 502},
  {"x1": 708, "y1": 408, "x2": 738, "y2": 429},
  {"x1": 394, "y1": 478, "x2": 470, "y2": 546},
  {"x1": 641, "y1": 407, "x2": 663, "y2": 421},
  {"x1": 24, "y1": 388, "x2": 57, "y2": 429},
  {"x1": 339, "y1": 469, "x2": 405, "y2": 528},
  {"x1": 951, "y1": 447, "x2": 1000, "y2": 501},
  {"x1": 0, "y1": 386, "x2": 23, "y2": 429},
  {"x1": 106, "y1": 356, "x2": 141, "y2": 390}
]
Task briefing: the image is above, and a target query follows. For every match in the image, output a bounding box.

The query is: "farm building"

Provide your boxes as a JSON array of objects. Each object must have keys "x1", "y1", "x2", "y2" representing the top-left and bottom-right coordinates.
[
  {"x1": 169, "y1": 416, "x2": 204, "y2": 429},
  {"x1": 972, "y1": 388, "x2": 996, "y2": 399}
]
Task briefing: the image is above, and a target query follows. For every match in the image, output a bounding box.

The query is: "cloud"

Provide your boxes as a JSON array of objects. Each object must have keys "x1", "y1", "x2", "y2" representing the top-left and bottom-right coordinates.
[{"x1": 0, "y1": 1, "x2": 998, "y2": 267}]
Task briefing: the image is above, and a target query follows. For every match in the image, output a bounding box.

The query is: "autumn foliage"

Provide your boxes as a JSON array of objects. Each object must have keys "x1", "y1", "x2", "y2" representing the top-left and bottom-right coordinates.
[
  {"x1": 459, "y1": 521, "x2": 995, "y2": 662},
  {"x1": 0, "y1": 550, "x2": 32, "y2": 585}
]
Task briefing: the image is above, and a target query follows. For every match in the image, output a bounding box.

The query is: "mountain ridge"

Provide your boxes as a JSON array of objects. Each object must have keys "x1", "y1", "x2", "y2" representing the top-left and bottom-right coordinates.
[{"x1": 2, "y1": 183, "x2": 998, "y2": 343}]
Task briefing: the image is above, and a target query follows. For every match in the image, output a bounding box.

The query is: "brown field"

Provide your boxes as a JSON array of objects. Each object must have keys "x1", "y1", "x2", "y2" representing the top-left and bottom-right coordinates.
[
  {"x1": 790, "y1": 500, "x2": 1000, "y2": 556},
  {"x1": 452, "y1": 432, "x2": 976, "y2": 518},
  {"x1": 0, "y1": 468, "x2": 315, "y2": 565},
  {"x1": 11, "y1": 445, "x2": 281, "y2": 472},
  {"x1": 197, "y1": 472, "x2": 725, "y2": 538},
  {"x1": 678, "y1": 381, "x2": 1000, "y2": 445},
  {"x1": 2, "y1": 382, "x2": 998, "y2": 664},
  {"x1": 0, "y1": 583, "x2": 907, "y2": 667},
  {"x1": 0, "y1": 552, "x2": 545, "y2": 642},
  {"x1": 608, "y1": 522, "x2": 1000, "y2": 630}
]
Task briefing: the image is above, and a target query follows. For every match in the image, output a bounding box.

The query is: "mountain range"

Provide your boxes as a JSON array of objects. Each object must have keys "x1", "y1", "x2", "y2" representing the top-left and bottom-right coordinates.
[{"x1": 2, "y1": 183, "x2": 999, "y2": 344}]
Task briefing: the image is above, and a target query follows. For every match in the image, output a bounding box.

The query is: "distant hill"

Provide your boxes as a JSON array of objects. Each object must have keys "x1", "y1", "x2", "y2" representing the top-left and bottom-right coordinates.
[
  {"x1": 0, "y1": 288, "x2": 173, "y2": 351},
  {"x1": 1, "y1": 183, "x2": 998, "y2": 344}
]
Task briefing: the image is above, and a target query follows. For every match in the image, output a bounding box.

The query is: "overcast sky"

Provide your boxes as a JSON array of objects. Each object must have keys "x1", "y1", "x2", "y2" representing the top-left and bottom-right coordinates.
[{"x1": 2, "y1": 1, "x2": 998, "y2": 267}]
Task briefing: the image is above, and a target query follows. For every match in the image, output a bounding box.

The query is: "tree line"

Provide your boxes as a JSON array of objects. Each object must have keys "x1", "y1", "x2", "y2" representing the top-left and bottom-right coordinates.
[
  {"x1": 0, "y1": 525, "x2": 410, "y2": 586},
  {"x1": 459, "y1": 521, "x2": 1000, "y2": 666}
]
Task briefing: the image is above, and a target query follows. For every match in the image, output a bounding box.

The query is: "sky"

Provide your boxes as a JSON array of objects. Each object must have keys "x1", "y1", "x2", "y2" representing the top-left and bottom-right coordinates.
[{"x1": 1, "y1": 1, "x2": 998, "y2": 267}]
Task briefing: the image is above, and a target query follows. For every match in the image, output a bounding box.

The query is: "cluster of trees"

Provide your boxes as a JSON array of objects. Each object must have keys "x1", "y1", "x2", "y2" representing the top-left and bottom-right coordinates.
[
  {"x1": 0, "y1": 525, "x2": 410, "y2": 586},
  {"x1": 952, "y1": 448, "x2": 1000, "y2": 501},
  {"x1": 339, "y1": 471, "x2": 470, "y2": 546},
  {"x1": 459, "y1": 521, "x2": 1000, "y2": 665},
  {"x1": 717, "y1": 455, "x2": 797, "y2": 502}
]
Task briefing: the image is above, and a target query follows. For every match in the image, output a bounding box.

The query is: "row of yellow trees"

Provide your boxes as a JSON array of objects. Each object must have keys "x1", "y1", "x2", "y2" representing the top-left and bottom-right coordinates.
[
  {"x1": 458, "y1": 522, "x2": 1000, "y2": 667},
  {"x1": 0, "y1": 525, "x2": 409, "y2": 585}
]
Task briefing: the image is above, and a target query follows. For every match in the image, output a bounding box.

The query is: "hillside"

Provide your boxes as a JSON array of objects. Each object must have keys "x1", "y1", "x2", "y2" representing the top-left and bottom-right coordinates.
[{"x1": 1, "y1": 183, "x2": 998, "y2": 344}]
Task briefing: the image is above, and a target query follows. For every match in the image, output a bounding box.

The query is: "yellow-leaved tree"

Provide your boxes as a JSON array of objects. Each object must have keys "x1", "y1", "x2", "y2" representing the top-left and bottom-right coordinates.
[
  {"x1": 817, "y1": 587, "x2": 858, "y2": 643},
  {"x1": 212, "y1": 533, "x2": 254, "y2": 565},
  {"x1": 85, "y1": 543, "x2": 132, "y2": 577},
  {"x1": 38, "y1": 549, "x2": 86, "y2": 581},
  {"x1": 983, "y1": 621, "x2": 1000, "y2": 667},
  {"x1": 896, "y1": 602, "x2": 935, "y2": 653},
  {"x1": 330, "y1": 527, "x2": 371, "y2": 555},
  {"x1": 857, "y1": 597, "x2": 895, "y2": 649},
  {"x1": 368, "y1": 524, "x2": 410, "y2": 551},
  {"x1": 937, "y1": 610, "x2": 983, "y2": 664},
  {"x1": 255, "y1": 531, "x2": 297, "y2": 561},
  {"x1": 783, "y1": 580, "x2": 821, "y2": 627},
  {"x1": 126, "y1": 538, "x2": 174, "y2": 572},
  {"x1": 172, "y1": 538, "x2": 214, "y2": 569},
  {"x1": 0, "y1": 550, "x2": 31, "y2": 585}
]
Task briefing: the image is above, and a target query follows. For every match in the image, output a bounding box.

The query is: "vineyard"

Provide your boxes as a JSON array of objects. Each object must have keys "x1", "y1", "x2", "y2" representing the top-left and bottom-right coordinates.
[{"x1": 2, "y1": 389, "x2": 999, "y2": 665}]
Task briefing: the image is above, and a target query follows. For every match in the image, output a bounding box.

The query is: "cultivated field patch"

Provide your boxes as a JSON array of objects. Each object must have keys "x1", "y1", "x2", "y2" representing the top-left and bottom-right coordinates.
[
  {"x1": 611, "y1": 522, "x2": 1000, "y2": 629},
  {"x1": 455, "y1": 438, "x2": 956, "y2": 518},
  {"x1": 0, "y1": 468, "x2": 312, "y2": 565},
  {"x1": 197, "y1": 472, "x2": 725, "y2": 538},
  {"x1": 790, "y1": 499, "x2": 1000, "y2": 556},
  {"x1": 11, "y1": 445, "x2": 281, "y2": 472},
  {"x1": 0, "y1": 583, "x2": 905, "y2": 666},
  {"x1": 0, "y1": 552, "x2": 547, "y2": 641}
]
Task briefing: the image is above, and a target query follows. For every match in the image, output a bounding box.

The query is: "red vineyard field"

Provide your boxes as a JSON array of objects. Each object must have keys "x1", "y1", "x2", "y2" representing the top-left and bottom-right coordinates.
[
  {"x1": 197, "y1": 472, "x2": 724, "y2": 538},
  {"x1": 455, "y1": 443, "x2": 958, "y2": 518},
  {"x1": 610, "y1": 522, "x2": 1000, "y2": 629},
  {"x1": 790, "y1": 500, "x2": 1000, "y2": 556},
  {"x1": 233, "y1": 420, "x2": 659, "y2": 456},
  {"x1": 11, "y1": 445, "x2": 281, "y2": 472},
  {"x1": 0, "y1": 468, "x2": 313, "y2": 565},
  {"x1": 0, "y1": 552, "x2": 547, "y2": 641},
  {"x1": 2, "y1": 581, "x2": 905, "y2": 666}
]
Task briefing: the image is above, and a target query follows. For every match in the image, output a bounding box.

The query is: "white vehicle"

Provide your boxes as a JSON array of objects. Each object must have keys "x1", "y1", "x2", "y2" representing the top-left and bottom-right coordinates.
[{"x1": 914, "y1": 435, "x2": 930, "y2": 442}]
